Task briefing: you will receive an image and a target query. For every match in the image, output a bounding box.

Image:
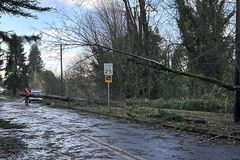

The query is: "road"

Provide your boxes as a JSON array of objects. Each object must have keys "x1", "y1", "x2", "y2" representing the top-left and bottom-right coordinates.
[{"x1": 0, "y1": 101, "x2": 240, "y2": 160}]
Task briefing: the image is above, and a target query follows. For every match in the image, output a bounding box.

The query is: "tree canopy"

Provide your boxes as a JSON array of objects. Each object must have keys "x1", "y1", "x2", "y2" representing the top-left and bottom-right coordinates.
[
  {"x1": 4, "y1": 34, "x2": 28, "y2": 95},
  {"x1": 0, "y1": 0, "x2": 51, "y2": 84},
  {"x1": 28, "y1": 44, "x2": 43, "y2": 75},
  {"x1": 0, "y1": 0, "x2": 51, "y2": 18}
]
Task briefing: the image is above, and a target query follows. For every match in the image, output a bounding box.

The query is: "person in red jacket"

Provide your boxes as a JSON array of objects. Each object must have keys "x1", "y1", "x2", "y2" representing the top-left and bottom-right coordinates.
[{"x1": 25, "y1": 88, "x2": 31, "y2": 106}]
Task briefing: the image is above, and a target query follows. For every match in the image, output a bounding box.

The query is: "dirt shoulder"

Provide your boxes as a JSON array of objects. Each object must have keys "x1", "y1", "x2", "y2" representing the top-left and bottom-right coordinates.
[{"x1": 44, "y1": 100, "x2": 240, "y2": 145}]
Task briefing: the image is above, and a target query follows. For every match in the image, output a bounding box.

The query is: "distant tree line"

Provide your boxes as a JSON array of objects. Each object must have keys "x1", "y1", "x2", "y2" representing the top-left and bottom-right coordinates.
[{"x1": 0, "y1": 0, "x2": 53, "y2": 96}]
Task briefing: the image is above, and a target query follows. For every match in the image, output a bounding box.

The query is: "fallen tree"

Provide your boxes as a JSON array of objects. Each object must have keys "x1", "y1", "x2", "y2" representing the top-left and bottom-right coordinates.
[
  {"x1": 89, "y1": 43, "x2": 235, "y2": 91},
  {"x1": 18, "y1": 92, "x2": 105, "y2": 105}
]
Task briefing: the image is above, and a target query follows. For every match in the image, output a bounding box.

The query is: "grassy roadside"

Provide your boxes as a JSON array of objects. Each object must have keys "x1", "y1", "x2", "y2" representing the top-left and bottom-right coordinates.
[
  {"x1": 0, "y1": 119, "x2": 25, "y2": 129},
  {"x1": 44, "y1": 100, "x2": 240, "y2": 144},
  {"x1": 0, "y1": 97, "x2": 25, "y2": 129},
  {"x1": 0, "y1": 101, "x2": 26, "y2": 154}
]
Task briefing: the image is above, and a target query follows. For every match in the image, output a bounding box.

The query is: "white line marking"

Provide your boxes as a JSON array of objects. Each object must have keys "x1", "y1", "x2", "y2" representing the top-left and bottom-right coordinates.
[{"x1": 31, "y1": 111, "x2": 145, "y2": 160}]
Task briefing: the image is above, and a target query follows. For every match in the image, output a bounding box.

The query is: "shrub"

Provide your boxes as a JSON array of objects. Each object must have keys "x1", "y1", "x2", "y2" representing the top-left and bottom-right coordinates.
[
  {"x1": 0, "y1": 119, "x2": 25, "y2": 129},
  {"x1": 150, "y1": 110, "x2": 184, "y2": 122},
  {"x1": 127, "y1": 96, "x2": 233, "y2": 113},
  {"x1": 0, "y1": 89, "x2": 13, "y2": 96}
]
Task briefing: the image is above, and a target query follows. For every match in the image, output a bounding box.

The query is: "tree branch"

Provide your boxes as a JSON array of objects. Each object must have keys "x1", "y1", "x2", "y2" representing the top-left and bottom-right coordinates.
[{"x1": 89, "y1": 43, "x2": 235, "y2": 91}]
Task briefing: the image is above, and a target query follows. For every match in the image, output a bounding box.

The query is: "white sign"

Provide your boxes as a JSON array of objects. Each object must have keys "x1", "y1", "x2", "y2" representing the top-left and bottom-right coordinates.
[{"x1": 104, "y1": 63, "x2": 113, "y2": 75}]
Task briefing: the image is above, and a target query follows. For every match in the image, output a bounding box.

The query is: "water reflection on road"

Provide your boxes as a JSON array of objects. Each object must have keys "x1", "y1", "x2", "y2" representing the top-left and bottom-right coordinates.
[{"x1": 0, "y1": 101, "x2": 240, "y2": 160}]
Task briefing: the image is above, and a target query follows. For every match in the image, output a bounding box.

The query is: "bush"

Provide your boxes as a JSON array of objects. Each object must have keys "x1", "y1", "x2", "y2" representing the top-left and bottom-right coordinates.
[
  {"x1": 0, "y1": 89, "x2": 13, "y2": 96},
  {"x1": 127, "y1": 96, "x2": 233, "y2": 113},
  {"x1": 0, "y1": 119, "x2": 25, "y2": 129},
  {"x1": 150, "y1": 110, "x2": 184, "y2": 122}
]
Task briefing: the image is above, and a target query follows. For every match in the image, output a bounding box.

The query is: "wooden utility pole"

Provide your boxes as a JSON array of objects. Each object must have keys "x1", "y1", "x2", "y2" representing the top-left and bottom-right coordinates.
[
  {"x1": 60, "y1": 44, "x2": 63, "y2": 96},
  {"x1": 55, "y1": 44, "x2": 64, "y2": 96},
  {"x1": 235, "y1": 0, "x2": 240, "y2": 123}
]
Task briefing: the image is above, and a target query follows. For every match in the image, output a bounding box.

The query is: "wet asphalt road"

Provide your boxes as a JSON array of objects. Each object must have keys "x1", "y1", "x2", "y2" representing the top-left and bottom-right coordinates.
[{"x1": 0, "y1": 101, "x2": 240, "y2": 160}]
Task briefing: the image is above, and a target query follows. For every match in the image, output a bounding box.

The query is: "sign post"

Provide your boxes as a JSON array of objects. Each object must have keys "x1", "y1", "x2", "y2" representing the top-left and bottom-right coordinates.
[
  {"x1": 104, "y1": 63, "x2": 113, "y2": 107},
  {"x1": 108, "y1": 82, "x2": 110, "y2": 107}
]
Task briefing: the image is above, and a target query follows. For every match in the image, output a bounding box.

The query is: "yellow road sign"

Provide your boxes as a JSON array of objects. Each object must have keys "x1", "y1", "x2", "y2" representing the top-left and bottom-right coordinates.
[{"x1": 105, "y1": 76, "x2": 112, "y2": 83}]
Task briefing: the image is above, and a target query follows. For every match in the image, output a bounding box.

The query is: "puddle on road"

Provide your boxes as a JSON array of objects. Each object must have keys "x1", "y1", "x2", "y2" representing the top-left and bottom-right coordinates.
[
  {"x1": 78, "y1": 128, "x2": 95, "y2": 134},
  {"x1": 148, "y1": 134, "x2": 168, "y2": 140},
  {"x1": 89, "y1": 122, "x2": 113, "y2": 128}
]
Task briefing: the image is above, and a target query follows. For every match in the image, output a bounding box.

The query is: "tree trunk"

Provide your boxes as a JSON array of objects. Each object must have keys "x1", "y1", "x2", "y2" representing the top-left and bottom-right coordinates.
[
  {"x1": 139, "y1": 0, "x2": 151, "y2": 98},
  {"x1": 234, "y1": 0, "x2": 240, "y2": 123}
]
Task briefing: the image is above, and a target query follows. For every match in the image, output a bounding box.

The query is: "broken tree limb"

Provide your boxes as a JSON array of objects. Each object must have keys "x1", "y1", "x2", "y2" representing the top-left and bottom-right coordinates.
[
  {"x1": 19, "y1": 93, "x2": 78, "y2": 102},
  {"x1": 90, "y1": 43, "x2": 235, "y2": 91},
  {"x1": 129, "y1": 58, "x2": 235, "y2": 91},
  {"x1": 18, "y1": 92, "x2": 106, "y2": 105}
]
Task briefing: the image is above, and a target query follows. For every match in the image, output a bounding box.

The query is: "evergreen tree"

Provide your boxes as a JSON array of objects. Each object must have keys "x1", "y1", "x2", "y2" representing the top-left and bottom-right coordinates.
[
  {"x1": 41, "y1": 70, "x2": 60, "y2": 95},
  {"x1": 4, "y1": 34, "x2": 29, "y2": 96},
  {"x1": 0, "y1": 1, "x2": 51, "y2": 81},
  {"x1": 28, "y1": 44, "x2": 43, "y2": 75},
  {"x1": 175, "y1": 0, "x2": 234, "y2": 96}
]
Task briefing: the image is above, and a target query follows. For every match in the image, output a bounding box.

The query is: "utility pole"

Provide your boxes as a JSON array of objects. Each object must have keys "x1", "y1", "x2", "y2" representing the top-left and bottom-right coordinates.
[
  {"x1": 235, "y1": 0, "x2": 240, "y2": 123},
  {"x1": 55, "y1": 44, "x2": 64, "y2": 96},
  {"x1": 55, "y1": 43, "x2": 80, "y2": 96},
  {"x1": 60, "y1": 44, "x2": 63, "y2": 96}
]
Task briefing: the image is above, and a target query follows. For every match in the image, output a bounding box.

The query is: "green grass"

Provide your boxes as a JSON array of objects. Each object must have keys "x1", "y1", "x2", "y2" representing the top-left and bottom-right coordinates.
[
  {"x1": 0, "y1": 119, "x2": 25, "y2": 129},
  {"x1": 0, "y1": 137, "x2": 26, "y2": 150},
  {"x1": 0, "y1": 119, "x2": 26, "y2": 153},
  {"x1": 127, "y1": 96, "x2": 233, "y2": 113},
  {"x1": 149, "y1": 110, "x2": 184, "y2": 122}
]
